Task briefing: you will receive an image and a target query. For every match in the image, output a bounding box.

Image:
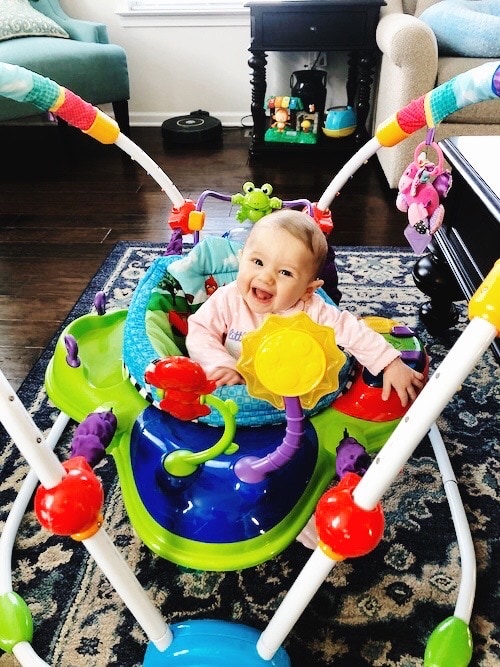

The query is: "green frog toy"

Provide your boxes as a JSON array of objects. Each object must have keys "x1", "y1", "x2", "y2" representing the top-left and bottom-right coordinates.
[{"x1": 231, "y1": 182, "x2": 282, "y2": 223}]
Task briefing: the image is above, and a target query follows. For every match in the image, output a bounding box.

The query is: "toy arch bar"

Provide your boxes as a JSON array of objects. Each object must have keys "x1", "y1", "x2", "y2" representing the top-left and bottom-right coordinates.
[
  {"x1": 0, "y1": 61, "x2": 498, "y2": 215},
  {"x1": 0, "y1": 61, "x2": 499, "y2": 666}
]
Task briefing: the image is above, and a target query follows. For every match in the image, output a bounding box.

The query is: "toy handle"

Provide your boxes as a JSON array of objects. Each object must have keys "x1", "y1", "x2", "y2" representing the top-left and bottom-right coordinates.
[
  {"x1": 375, "y1": 61, "x2": 500, "y2": 148},
  {"x1": 0, "y1": 62, "x2": 186, "y2": 209},
  {"x1": 162, "y1": 394, "x2": 238, "y2": 477},
  {"x1": 0, "y1": 62, "x2": 119, "y2": 143},
  {"x1": 413, "y1": 141, "x2": 444, "y2": 177}
]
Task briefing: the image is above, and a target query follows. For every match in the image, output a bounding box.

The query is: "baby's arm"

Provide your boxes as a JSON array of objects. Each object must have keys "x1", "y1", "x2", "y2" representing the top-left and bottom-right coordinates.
[
  {"x1": 382, "y1": 357, "x2": 425, "y2": 407},
  {"x1": 313, "y1": 304, "x2": 424, "y2": 407},
  {"x1": 186, "y1": 290, "x2": 241, "y2": 385}
]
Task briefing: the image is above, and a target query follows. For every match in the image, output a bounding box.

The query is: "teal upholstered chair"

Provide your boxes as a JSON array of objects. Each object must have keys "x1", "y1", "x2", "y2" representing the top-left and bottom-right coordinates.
[{"x1": 0, "y1": 0, "x2": 130, "y2": 134}]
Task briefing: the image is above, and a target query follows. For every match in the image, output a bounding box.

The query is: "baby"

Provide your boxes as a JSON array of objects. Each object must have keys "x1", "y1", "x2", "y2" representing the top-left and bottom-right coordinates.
[{"x1": 186, "y1": 209, "x2": 424, "y2": 407}]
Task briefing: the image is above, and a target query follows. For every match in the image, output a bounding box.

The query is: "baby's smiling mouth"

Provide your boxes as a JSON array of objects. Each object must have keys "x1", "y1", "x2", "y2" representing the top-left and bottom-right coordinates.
[{"x1": 252, "y1": 287, "x2": 273, "y2": 302}]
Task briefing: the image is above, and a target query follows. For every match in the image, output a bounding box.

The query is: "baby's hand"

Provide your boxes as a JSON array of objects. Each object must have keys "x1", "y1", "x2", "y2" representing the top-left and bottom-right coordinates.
[
  {"x1": 208, "y1": 367, "x2": 245, "y2": 387},
  {"x1": 382, "y1": 357, "x2": 425, "y2": 407}
]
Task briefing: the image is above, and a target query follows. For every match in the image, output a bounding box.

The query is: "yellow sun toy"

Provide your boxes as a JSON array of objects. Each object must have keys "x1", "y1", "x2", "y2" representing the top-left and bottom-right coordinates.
[{"x1": 237, "y1": 312, "x2": 347, "y2": 409}]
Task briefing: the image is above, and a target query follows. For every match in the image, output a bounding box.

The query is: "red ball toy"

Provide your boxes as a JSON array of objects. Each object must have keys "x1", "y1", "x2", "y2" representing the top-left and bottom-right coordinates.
[
  {"x1": 315, "y1": 472, "x2": 384, "y2": 559},
  {"x1": 34, "y1": 456, "x2": 104, "y2": 536}
]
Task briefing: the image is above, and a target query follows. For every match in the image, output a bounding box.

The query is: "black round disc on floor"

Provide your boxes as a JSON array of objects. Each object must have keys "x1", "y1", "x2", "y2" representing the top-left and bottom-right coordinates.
[{"x1": 161, "y1": 110, "x2": 223, "y2": 146}]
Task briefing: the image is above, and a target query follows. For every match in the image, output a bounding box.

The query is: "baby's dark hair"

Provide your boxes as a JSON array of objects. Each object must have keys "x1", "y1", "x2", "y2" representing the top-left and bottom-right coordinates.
[{"x1": 252, "y1": 209, "x2": 328, "y2": 276}]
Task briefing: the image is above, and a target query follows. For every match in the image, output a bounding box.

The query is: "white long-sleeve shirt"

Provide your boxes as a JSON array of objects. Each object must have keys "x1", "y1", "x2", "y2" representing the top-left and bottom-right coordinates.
[{"x1": 186, "y1": 282, "x2": 399, "y2": 377}]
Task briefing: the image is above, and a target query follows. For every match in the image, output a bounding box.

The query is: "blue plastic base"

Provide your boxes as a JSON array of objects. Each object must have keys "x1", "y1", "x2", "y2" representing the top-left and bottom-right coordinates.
[{"x1": 143, "y1": 619, "x2": 290, "y2": 666}]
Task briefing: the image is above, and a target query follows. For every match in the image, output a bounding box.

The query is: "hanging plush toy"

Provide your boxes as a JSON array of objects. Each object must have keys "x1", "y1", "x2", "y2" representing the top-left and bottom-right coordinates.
[{"x1": 396, "y1": 140, "x2": 452, "y2": 254}]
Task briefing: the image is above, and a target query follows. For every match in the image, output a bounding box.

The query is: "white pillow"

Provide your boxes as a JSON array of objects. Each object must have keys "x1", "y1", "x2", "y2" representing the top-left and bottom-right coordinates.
[{"x1": 0, "y1": 0, "x2": 69, "y2": 41}]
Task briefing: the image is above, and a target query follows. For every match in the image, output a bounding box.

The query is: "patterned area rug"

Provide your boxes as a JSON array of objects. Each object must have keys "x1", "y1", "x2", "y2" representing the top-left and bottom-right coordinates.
[{"x1": 0, "y1": 242, "x2": 498, "y2": 667}]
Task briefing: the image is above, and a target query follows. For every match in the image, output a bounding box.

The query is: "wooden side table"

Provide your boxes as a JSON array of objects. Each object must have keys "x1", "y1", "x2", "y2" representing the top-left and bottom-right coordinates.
[
  {"x1": 413, "y1": 136, "x2": 500, "y2": 363},
  {"x1": 246, "y1": 0, "x2": 385, "y2": 158}
]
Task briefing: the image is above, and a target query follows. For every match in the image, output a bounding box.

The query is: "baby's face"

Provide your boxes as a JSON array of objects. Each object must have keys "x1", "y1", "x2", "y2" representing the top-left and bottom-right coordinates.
[{"x1": 237, "y1": 224, "x2": 318, "y2": 314}]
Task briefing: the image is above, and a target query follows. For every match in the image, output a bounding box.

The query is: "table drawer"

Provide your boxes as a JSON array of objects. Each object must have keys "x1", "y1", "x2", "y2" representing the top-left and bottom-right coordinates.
[{"x1": 252, "y1": 8, "x2": 378, "y2": 51}]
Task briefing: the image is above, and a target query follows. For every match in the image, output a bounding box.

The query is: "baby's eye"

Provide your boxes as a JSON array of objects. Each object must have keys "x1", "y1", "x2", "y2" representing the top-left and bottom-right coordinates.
[
  {"x1": 279, "y1": 269, "x2": 293, "y2": 277},
  {"x1": 252, "y1": 258, "x2": 263, "y2": 266}
]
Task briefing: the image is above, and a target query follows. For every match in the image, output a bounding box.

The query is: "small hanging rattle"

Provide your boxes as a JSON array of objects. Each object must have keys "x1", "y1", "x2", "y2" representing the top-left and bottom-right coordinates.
[{"x1": 396, "y1": 133, "x2": 452, "y2": 254}]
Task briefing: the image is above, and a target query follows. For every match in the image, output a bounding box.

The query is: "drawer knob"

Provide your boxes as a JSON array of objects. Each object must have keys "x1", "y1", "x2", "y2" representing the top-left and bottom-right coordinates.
[{"x1": 309, "y1": 25, "x2": 318, "y2": 32}]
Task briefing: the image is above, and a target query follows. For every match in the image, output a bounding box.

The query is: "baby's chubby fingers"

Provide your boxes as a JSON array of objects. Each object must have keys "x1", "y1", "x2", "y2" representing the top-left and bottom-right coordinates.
[{"x1": 209, "y1": 367, "x2": 245, "y2": 387}]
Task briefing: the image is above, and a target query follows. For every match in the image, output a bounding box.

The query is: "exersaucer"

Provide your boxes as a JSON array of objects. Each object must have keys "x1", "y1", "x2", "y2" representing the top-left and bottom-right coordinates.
[
  {"x1": 45, "y1": 301, "x2": 424, "y2": 571},
  {"x1": 0, "y1": 60, "x2": 499, "y2": 667},
  {"x1": 42, "y1": 224, "x2": 426, "y2": 571}
]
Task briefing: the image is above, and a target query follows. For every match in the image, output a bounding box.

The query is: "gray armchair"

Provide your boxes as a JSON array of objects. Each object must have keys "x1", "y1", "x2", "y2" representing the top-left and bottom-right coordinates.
[
  {"x1": 372, "y1": 0, "x2": 500, "y2": 188},
  {"x1": 0, "y1": 0, "x2": 130, "y2": 134}
]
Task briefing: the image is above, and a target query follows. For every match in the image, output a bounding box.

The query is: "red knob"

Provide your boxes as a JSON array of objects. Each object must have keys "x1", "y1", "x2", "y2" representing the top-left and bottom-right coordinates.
[
  {"x1": 34, "y1": 456, "x2": 103, "y2": 536},
  {"x1": 315, "y1": 472, "x2": 384, "y2": 559}
]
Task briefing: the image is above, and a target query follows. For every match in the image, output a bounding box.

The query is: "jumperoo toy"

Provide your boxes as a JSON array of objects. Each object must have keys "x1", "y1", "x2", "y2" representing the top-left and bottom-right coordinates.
[{"x1": 0, "y1": 60, "x2": 499, "y2": 666}]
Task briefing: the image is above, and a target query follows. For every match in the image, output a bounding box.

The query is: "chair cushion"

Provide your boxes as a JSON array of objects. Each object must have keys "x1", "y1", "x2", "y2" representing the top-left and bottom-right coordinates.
[
  {"x1": 419, "y1": 0, "x2": 500, "y2": 57},
  {"x1": 0, "y1": 0, "x2": 69, "y2": 41}
]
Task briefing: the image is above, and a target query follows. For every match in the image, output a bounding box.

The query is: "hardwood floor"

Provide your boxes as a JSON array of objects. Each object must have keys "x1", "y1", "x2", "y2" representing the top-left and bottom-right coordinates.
[{"x1": 0, "y1": 122, "x2": 403, "y2": 390}]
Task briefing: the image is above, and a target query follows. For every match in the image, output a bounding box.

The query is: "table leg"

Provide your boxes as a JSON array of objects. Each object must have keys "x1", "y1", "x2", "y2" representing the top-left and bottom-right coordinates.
[
  {"x1": 356, "y1": 51, "x2": 376, "y2": 142},
  {"x1": 248, "y1": 50, "x2": 267, "y2": 157},
  {"x1": 412, "y1": 243, "x2": 464, "y2": 334},
  {"x1": 346, "y1": 50, "x2": 376, "y2": 142},
  {"x1": 346, "y1": 51, "x2": 358, "y2": 110}
]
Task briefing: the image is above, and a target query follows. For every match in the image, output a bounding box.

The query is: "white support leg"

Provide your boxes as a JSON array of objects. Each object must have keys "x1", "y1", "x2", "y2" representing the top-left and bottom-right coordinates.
[
  {"x1": 427, "y1": 423, "x2": 476, "y2": 624},
  {"x1": 257, "y1": 548, "x2": 336, "y2": 661},
  {"x1": 0, "y1": 369, "x2": 172, "y2": 659}
]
